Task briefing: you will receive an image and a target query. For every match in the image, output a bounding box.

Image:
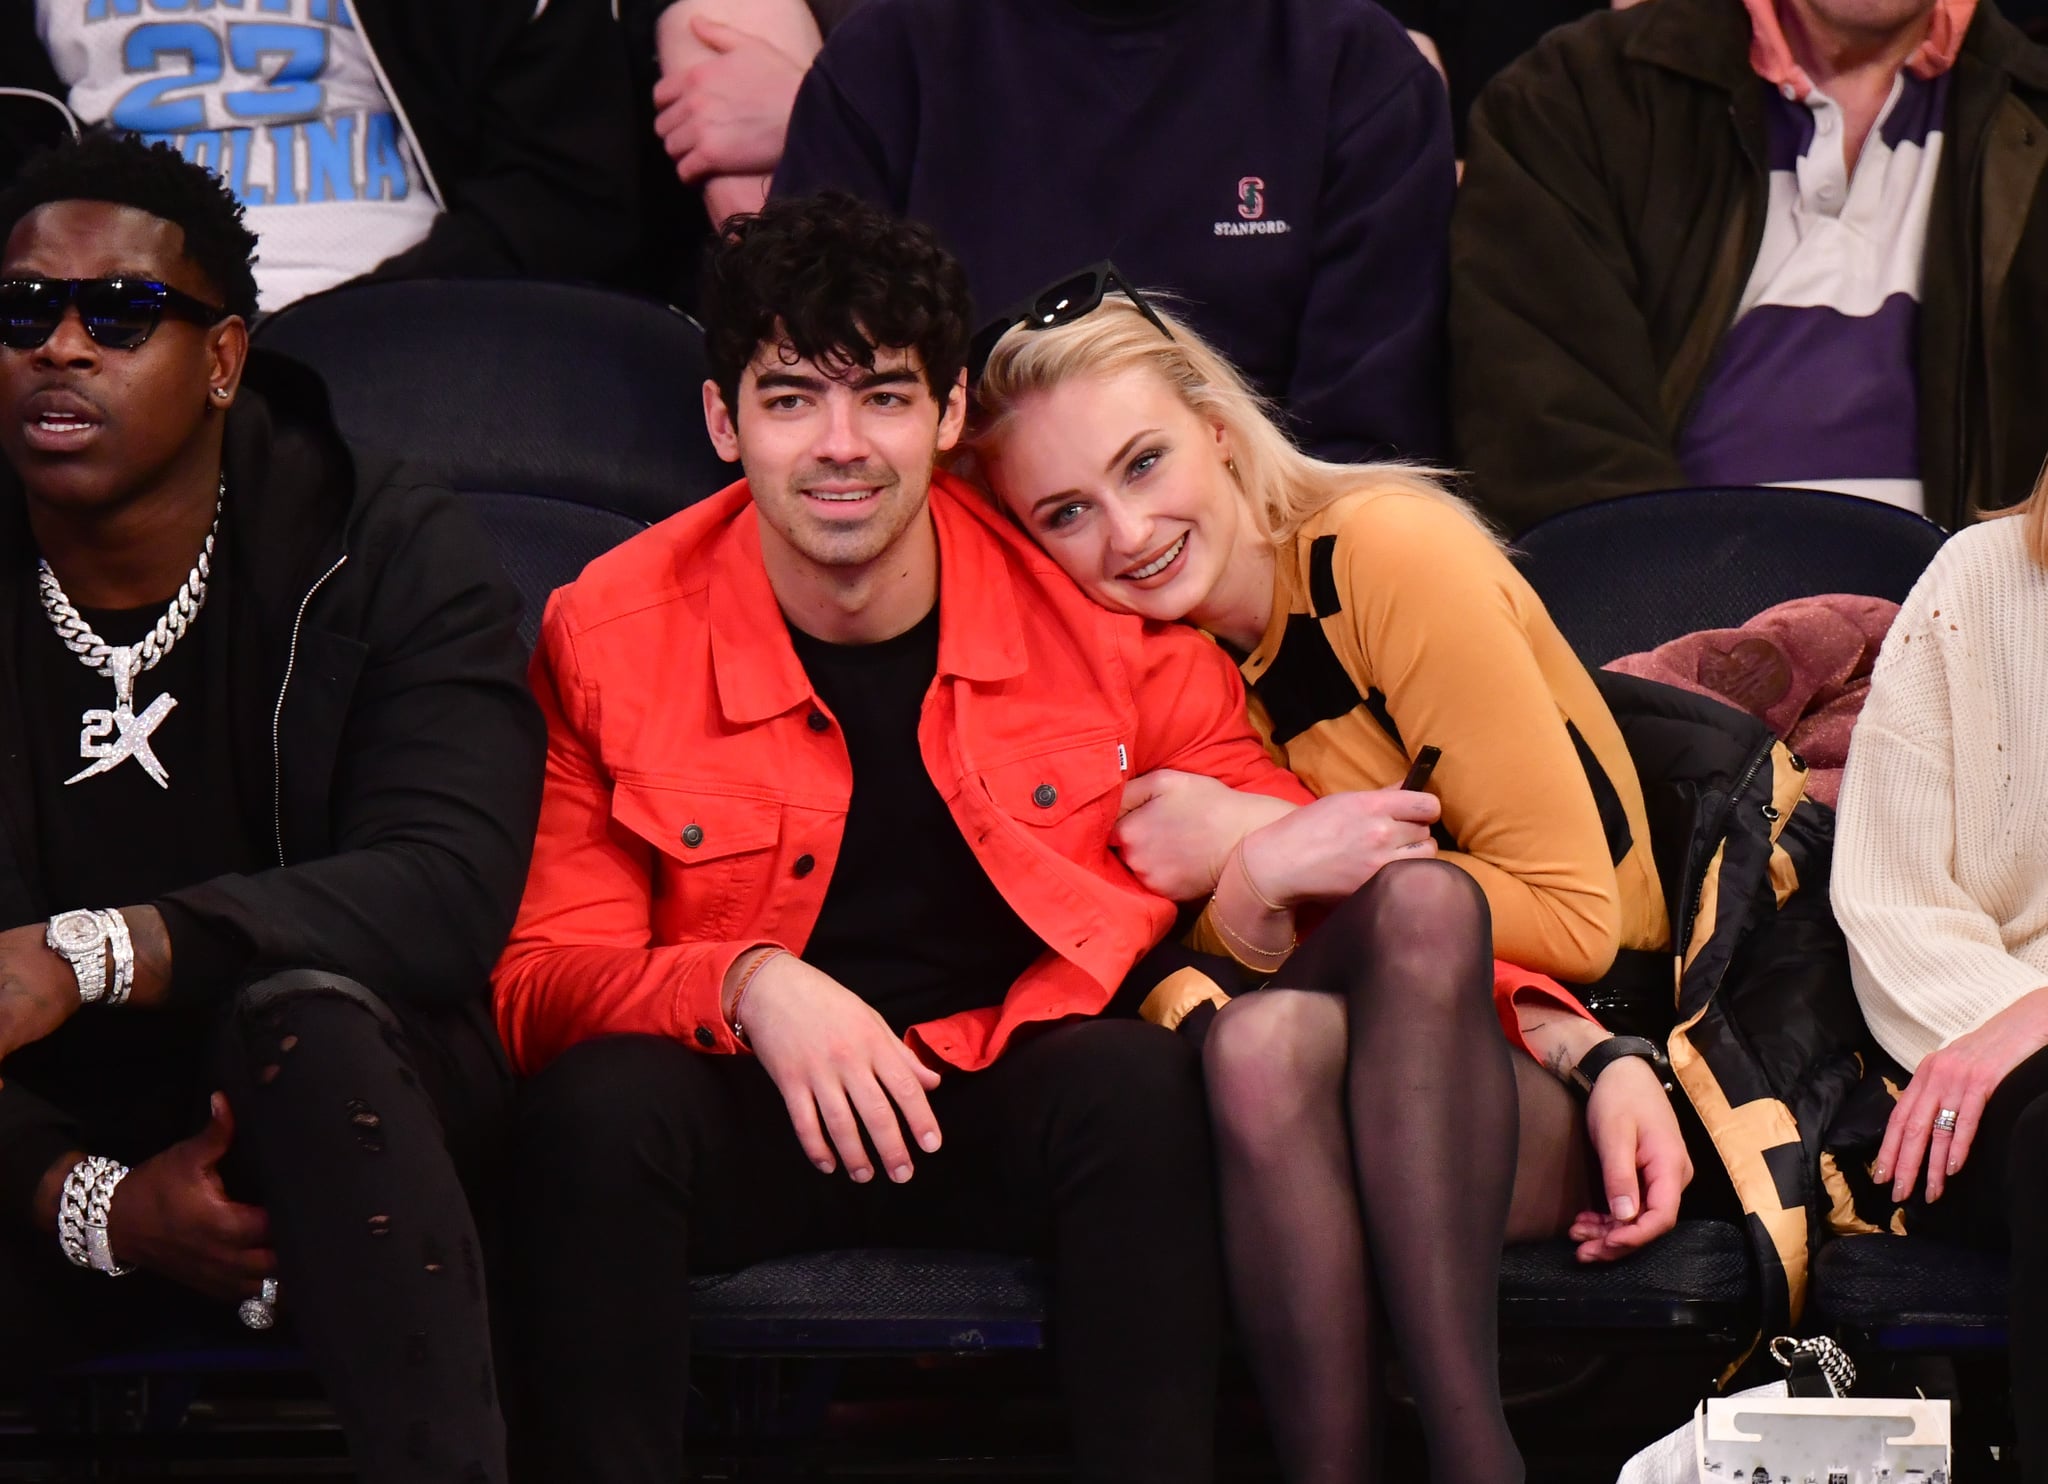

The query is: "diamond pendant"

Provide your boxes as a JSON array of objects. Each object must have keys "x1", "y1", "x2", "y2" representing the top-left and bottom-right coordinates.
[{"x1": 66, "y1": 647, "x2": 177, "y2": 789}]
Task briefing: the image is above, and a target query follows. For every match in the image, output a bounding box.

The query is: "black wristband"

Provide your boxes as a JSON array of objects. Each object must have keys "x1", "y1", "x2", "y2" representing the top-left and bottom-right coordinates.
[{"x1": 1567, "y1": 1035, "x2": 1673, "y2": 1098}]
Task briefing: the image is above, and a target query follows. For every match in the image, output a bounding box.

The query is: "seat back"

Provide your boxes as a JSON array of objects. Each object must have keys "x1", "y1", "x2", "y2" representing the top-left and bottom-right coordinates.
[
  {"x1": 1512, "y1": 487, "x2": 1949, "y2": 666},
  {"x1": 254, "y1": 279, "x2": 735, "y2": 643}
]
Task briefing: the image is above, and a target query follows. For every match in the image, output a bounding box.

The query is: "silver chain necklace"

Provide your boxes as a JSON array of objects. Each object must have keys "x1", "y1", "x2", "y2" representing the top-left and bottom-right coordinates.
[{"x1": 36, "y1": 474, "x2": 224, "y2": 790}]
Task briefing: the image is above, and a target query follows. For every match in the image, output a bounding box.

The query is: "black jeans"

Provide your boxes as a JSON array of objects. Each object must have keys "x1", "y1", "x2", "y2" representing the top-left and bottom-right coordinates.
[
  {"x1": 1909, "y1": 1043, "x2": 2048, "y2": 1482},
  {"x1": 0, "y1": 969, "x2": 512, "y2": 1484},
  {"x1": 506, "y1": 1018, "x2": 1221, "y2": 1484}
]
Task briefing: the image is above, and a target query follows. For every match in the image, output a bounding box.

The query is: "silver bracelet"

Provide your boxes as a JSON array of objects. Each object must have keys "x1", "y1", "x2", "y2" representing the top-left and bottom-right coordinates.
[
  {"x1": 100, "y1": 909, "x2": 134, "y2": 1006},
  {"x1": 57, "y1": 1155, "x2": 133, "y2": 1276}
]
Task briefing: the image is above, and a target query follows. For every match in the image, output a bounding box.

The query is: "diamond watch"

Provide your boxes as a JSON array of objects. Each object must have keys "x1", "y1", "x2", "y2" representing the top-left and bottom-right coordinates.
[{"x1": 45, "y1": 909, "x2": 111, "y2": 1005}]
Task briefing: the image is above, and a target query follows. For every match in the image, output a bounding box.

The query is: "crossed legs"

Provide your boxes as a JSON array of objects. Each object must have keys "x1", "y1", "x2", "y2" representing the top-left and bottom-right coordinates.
[{"x1": 1204, "y1": 860, "x2": 1588, "y2": 1484}]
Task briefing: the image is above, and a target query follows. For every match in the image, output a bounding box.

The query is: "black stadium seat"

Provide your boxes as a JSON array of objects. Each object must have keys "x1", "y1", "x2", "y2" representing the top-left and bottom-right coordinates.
[
  {"x1": 253, "y1": 278, "x2": 735, "y2": 644},
  {"x1": 1813, "y1": 1235, "x2": 2010, "y2": 1351},
  {"x1": 1512, "y1": 485, "x2": 1949, "y2": 666}
]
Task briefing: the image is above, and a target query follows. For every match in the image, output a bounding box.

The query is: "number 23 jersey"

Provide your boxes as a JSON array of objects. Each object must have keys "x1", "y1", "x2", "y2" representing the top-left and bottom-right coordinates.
[{"x1": 38, "y1": 0, "x2": 440, "y2": 311}]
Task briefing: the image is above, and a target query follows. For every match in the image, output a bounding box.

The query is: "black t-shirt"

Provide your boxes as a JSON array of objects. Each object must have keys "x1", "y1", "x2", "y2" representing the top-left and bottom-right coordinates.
[
  {"x1": 21, "y1": 581, "x2": 259, "y2": 916},
  {"x1": 787, "y1": 607, "x2": 1045, "y2": 1034},
  {"x1": 11, "y1": 565, "x2": 263, "y2": 1159}
]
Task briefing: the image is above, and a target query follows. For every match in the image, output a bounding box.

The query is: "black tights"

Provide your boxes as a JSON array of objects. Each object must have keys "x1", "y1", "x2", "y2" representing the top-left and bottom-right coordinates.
[
  {"x1": 0, "y1": 971, "x2": 510, "y2": 1484},
  {"x1": 1204, "y1": 861, "x2": 1520, "y2": 1484}
]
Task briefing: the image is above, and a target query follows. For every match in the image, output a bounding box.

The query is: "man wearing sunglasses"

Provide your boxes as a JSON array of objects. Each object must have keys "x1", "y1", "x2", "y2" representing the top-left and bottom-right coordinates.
[
  {"x1": 493, "y1": 191, "x2": 1314, "y2": 1483},
  {"x1": 0, "y1": 133, "x2": 542, "y2": 1483}
]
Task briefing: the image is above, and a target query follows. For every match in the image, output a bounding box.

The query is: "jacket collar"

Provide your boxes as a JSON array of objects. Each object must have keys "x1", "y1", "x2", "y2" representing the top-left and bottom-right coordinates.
[
  {"x1": 1627, "y1": 0, "x2": 2042, "y2": 93},
  {"x1": 705, "y1": 471, "x2": 1029, "y2": 728}
]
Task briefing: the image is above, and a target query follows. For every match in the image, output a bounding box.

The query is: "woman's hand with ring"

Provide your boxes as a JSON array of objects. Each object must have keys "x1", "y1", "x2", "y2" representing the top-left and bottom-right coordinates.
[{"x1": 1875, "y1": 986, "x2": 2048, "y2": 1203}]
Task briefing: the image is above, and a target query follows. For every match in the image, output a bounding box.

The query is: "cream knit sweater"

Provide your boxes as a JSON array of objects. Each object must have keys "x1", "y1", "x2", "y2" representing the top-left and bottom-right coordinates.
[{"x1": 1833, "y1": 516, "x2": 2048, "y2": 1072}]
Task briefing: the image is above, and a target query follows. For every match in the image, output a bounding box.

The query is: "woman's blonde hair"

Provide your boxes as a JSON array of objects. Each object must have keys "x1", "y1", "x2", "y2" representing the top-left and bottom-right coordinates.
[
  {"x1": 1991, "y1": 460, "x2": 2048, "y2": 569},
  {"x1": 963, "y1": 293, "x2": 1498, "y2": 548}
]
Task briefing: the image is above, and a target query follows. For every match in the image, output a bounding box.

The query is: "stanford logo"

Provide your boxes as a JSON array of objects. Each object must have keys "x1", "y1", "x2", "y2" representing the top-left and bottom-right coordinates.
[{"x1": 1214, "y1": 179, "x2": 1291, "y2": 237}]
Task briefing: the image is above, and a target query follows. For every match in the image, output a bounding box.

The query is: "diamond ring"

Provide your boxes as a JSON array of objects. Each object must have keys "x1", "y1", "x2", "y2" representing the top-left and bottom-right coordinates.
[
  {"x1": 238, "y1": 1277, "x2": 281, "y2": 1331},
  {"x1": 1933, "y1": 1108, "x2": 1960, "y2": 1134}
]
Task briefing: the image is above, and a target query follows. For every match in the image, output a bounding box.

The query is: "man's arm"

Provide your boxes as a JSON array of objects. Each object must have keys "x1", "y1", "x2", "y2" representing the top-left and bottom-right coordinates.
[
  {"x1": 1125, "y1": 621, "x2": 1313, "y2": 806},
  {"x1": 650, "y1": 0, "x2": 823, "y2": 225},
  {"x1": 1288, "y1": 40, "x2": 1457, "y2": 462},
  {"x1": 366, "y1": 0, "x2": 641, "y2": 285},
  {"x1": 490, "y1": 598, "x2": 775, "y2": 1075},
  {"x1": 153, "y1": 489, "x2": 545, "y2": 1011},
  {"x1": 1450, "y1": 41, "x2": 1687, "y2": 533}
]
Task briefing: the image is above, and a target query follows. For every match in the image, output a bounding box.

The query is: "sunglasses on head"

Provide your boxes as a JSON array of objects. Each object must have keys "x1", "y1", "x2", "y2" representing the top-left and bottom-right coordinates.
[
  {"x1": 0, "y1": 276, "x2": 229, "y2": 352},
  {"x1": 968, "y1": 261, "x2": 1176, "y2": 387}
]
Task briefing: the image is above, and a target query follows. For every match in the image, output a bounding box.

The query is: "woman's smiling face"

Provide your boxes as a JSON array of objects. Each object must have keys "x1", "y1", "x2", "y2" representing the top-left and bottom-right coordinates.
[{"x1": 983, "y1": 367, "x2": 1248, "y2": 624}]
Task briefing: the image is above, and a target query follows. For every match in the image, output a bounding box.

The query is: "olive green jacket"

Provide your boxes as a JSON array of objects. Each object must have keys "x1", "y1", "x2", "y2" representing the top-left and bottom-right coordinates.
[{"x1": 1450, "y1": 0, "x2": 2048, "y2": 534}]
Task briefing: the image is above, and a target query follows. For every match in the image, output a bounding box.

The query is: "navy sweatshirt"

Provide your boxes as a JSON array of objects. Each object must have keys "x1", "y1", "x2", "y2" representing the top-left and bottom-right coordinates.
[{"x1": 772, "y1": 0, "x2": 1456, "y2": 462}]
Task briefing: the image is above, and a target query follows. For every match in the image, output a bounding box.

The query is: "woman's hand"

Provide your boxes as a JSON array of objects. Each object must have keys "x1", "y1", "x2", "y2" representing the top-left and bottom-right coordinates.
[
  {"x1": 1572, "y1": 1058, "x2": 1693, "y2": 1262},
  {"x1": 1110, "y1": 770, "x2": 1297, "y2": 901},
  {"x1": 1875, "y1": 985, "x2": 2048, "y2": 1204},
  {"x1": 1237, "y1": 788, "x2": 1440, "y2": 906}
]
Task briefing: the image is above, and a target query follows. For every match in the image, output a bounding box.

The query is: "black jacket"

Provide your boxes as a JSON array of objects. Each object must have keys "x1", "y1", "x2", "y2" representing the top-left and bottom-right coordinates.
[
  {"x1": 0, "y1": 351, "x2": 545, "y2": 1219},
  {"x1": 0, "y1": 0, "x2": 641, "y2": 287},
  {"x1": 1598, "y1": 672, "x2": 1894, "y2": 1350}
]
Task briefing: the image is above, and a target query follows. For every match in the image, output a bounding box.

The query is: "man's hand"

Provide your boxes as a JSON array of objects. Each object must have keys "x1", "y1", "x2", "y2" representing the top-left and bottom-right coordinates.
[
  {"x1": 1875, "y1": 985, "x2": 2048, "y2": 1204},
  {"x1": 1110, "y1": 770, "x2": 1298, "y2": 900},
  {"x1": 106, "y1": 1093, "x2": 276, "y2": 1301},
  {"x1": 738, "y1": 953, "x2": 943, "y2": 1184},
  {"x1": 0, "y1": 922, "x2": 84, "y2": 1075},
  {"x1": 653, "y1": 14, "x2": 813, "y2": 184},
  {"x1": 1571, "y1": 1058, "x2": 1693, "y2": 1262},
  {"x1": 1236, "y1": 788, "x2": 1439, "y2": 906}
]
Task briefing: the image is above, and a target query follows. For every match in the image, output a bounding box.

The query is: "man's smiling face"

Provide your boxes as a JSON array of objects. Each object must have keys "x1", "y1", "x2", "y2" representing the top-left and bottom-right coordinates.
[{"x1": 704, "y1": 338, "x2": 966, "y2": 574}]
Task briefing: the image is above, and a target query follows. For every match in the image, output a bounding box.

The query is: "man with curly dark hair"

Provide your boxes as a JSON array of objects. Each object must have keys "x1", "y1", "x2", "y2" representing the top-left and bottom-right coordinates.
[
  {"x1": 494, "y1": 192, "x2": 1313, "y2": 1483},
  {"x1": 0, "y1": 132, "x2": 542, "y2": 1483}
]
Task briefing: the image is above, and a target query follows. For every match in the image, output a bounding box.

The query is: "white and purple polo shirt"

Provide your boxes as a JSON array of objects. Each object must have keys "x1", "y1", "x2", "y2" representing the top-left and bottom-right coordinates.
[{"x1": 1676, "y1": 0, "x2": 1976, "y2": 515}]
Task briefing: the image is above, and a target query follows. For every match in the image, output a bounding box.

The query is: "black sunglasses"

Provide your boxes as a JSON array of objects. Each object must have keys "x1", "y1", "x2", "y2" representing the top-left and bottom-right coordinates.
[
  {"x1": 0, "y1": 276, "x2": 229, "y2": 352},
  {"x1": 968, "y1": 261, "x2": 1176, "y2": 386}
]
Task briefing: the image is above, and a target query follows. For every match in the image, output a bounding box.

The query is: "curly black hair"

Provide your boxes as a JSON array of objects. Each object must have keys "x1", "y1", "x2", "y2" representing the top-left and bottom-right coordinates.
[
  {"x1": 0, "y1": 129, "x2": 260, "y2": 321},
  {"x1": 700, "y1": 192, "x2": 973, "y2": 420}
]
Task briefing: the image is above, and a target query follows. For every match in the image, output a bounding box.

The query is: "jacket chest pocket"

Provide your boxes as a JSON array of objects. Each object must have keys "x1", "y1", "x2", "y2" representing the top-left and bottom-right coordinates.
[
  {"x1": 611, "y1": 783, "x2": 782, "y2": 942},
  {"x1": 974, "y1": 737, "x2": 1126, "y2": 858}
]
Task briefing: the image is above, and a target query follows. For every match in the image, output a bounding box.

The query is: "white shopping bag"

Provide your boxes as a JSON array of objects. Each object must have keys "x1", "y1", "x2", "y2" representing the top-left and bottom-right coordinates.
[{"x1": 1617, "y1": 1381, "x2": 1951, "y2": 1484}]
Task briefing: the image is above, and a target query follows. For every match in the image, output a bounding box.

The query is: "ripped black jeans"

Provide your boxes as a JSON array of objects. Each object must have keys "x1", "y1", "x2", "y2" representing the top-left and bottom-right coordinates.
[{"x1": 0, "y1": 969, "x2": 511, "y2": 1484}]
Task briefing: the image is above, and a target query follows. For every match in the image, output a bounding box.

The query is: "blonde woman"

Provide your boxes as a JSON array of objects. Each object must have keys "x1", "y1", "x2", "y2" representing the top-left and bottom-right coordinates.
[
  {"x1": 964, "y1": 269, "x2": 1694, "y2": 1484},
  {"x1": 1833, "y1": 479, "x2": 2048, "y2": 1480}
]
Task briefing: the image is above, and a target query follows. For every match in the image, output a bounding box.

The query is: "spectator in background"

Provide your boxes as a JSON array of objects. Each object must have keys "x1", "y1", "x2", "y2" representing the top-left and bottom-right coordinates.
[
  {"x1": 2, "y1": 0, "x2": 641, "y2": 311},
  {"x1": 1832, "y1": 473, "x2": 2048, "y2": 1481},
  {"x1": 1451, "y1": 0, "x2": 2048, "y2": 535},
  {"x1": 773, "y1": 0, "x2": 1457, "y2": 463}
]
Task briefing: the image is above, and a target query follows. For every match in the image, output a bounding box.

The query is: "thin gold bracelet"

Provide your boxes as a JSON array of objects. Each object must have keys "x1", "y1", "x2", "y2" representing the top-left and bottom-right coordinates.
[
  {"x1": 1209, "y1": 901, "x2": 1295, "y2": 972},
  {"x1": 1232, "y1": 836, "x2": 1289, "y2": 914}
]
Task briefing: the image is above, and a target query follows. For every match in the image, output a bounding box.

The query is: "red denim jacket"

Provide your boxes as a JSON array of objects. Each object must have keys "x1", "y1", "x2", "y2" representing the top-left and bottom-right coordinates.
[{"x1": 491, "y1": 473, "x2": 1314, "y2": 1075}]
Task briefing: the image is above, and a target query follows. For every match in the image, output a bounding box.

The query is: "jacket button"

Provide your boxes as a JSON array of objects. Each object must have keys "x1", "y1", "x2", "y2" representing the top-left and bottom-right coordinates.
[
  {"x1": 682, "y1": 824, "x2": 704, "y2": 848},
  {"x1": 694, "y1": 1026, "x2": 715, "y2": 1048},
  {"x1": 794, "y1": 854, "x2": 815, "y2": 877},
  {"x1": 807, "y1": 710, "x2": 830, "y2": 732},
  {"x1": 1033, "y1": 783, "x2": 1058, "y2": 808}
]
